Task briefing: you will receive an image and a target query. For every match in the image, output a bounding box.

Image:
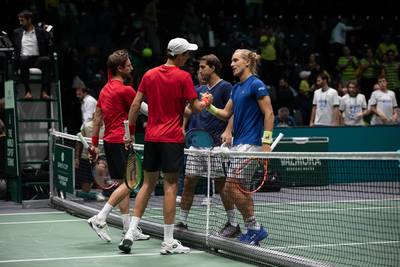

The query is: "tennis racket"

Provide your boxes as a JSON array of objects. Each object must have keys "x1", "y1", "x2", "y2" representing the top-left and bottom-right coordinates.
[
  {"x1": 123, "y1": 120, "x2": 143, "y2": 192},
  {"x1": 77, "y1": 133, "x2": 120, "y2": 191},
  {"x1": 235, "y1": 133, "x2": 284, "y2": 194},
  {"x1": 185, "y1": 129, "x2": 214, "y2": 148}
]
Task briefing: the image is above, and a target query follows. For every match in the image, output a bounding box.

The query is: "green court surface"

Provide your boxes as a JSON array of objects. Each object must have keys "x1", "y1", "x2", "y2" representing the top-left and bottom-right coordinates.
[
  {"x1": 122, "y1": 196, "x2": 400, "y2": 267},
  {"x1": 0, "y1": 211, "x2": 254, "y2": 267}
]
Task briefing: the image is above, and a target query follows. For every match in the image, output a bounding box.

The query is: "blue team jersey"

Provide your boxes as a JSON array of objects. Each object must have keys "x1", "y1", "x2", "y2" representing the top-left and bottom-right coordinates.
[
  {"x1": 231, "y1": 75, "x2": 269, "y2": 146},
  {"x1": 188, "y1": 80, "x2": 232, "y2": 146}
]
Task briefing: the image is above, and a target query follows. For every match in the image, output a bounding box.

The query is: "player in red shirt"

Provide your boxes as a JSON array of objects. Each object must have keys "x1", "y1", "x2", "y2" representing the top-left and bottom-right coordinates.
[
  {"x1": 87, "y1": 50, "x2": 149, "y2": 243},
  {"x1": 119, "y1": 38, "x2": 206, "y2": 254}
]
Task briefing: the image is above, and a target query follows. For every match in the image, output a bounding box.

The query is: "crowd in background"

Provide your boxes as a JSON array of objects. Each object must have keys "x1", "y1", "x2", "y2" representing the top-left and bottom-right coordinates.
[{"x1": 1, "y1": 0, "x2": 399, "y2": 134}]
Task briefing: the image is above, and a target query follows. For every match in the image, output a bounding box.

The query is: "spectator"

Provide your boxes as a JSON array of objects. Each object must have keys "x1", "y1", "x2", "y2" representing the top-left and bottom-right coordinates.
[
  {"x1": 369, "y1": 77, "x2": 398, "y2": 125},
  {"x1": 259, "y1": 26, "x2": 278, "y2": 86},
  {"x1": 339, "y1": 81, "x2": 367, "y2": 126},
  {"x1": 73, "y1": 76, "x2": 97, "y2": 127},
  {"x1": 358, "y1": 48, "x2": 381, "y2": 100},
  {"x1": 381, "y1": 50, "x2": 400, "y2": 104},
  {"x1": 310, "y1": 72, "x2": 340, "y2": 126},
  {"x1": 329, "y1": 17, "x2": 360, "y2": 61},
  {"x1": 297, "y1": 70, "x2": 312, "y2": 125},
  {"x1": 336, "y1": 46, "x2": 359, "y2": 83},
  {"x1": 376, "y1": 34, "x2": 398, "y2": 61},
  {"x1": 13, "y1": 10, "x2": 51, "y2": 99},
  {"x1": 275, "y1": 77, "x2": 297, "y2": 114},
  {"x1": 274, "y1": 107, "x2": 296, "y2": 127}
]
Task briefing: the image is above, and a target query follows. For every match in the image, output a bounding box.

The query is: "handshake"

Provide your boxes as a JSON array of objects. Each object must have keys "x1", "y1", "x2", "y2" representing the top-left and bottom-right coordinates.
[{"x1": 199, "y1": 92, "x2": 218, "y2": 115}]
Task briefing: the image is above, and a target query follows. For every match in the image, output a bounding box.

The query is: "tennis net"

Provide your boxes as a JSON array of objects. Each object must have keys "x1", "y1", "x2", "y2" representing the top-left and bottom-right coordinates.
[{"x1": 49, "y1": 130, "x2": 400, "y2": 267}]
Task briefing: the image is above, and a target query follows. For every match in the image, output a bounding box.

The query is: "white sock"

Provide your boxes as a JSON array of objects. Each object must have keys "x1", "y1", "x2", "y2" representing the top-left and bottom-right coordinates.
[
  {"x1": 164, "y1": 224, "x2": 174, "y2": 243},
  {"x1": 121, "y1": 214, "x2": 131, "y2": 233},
  {"x1": 127, "y1": 216, "x2": 140, "y2": 235},
  {"x1": 246, "y1": 216, "x2": 260, "y2": 230},
  {"x1": 97, "y1": 202, "x2": 113, "y2": 222},
  {"x1": 226, "y1": 209, "x2": 237, "y2": 226},
  {"x1": 180, "y1": 210, "x2": 189, "y2": 224}
]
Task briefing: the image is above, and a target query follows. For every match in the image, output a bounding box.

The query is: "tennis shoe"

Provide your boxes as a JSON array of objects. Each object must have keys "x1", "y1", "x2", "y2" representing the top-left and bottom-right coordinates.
[
  {"x1": 121, "y1": 227, "x2": 150, "y2": 241},
  {"x1": 175, "y1": 222, "x2": 188, "y2": 230},
  {"x1": 160, "y1": 239, "x2": 190, "y2": 255},
  {"x1": 219, "y1": 222, "x2": 241, "y2": 238},
  {"x1": 87, "y1": 215, "x2": 111, "y2": 242},
  {"x1": 238, "y1": 226, "x2": 268, "y2": 246}
]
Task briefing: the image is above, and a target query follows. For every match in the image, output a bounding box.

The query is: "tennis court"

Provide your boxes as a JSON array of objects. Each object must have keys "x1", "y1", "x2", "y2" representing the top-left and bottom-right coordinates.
[
  {"x1": 45, "y1": 131, "x2": 400, "y2": 266},
  {"x1": 0, "y1": 202, "x2": 253, "y2": 267},
  {"x1": 72, "y1": 183, "x2": 399, "y2": 267}
]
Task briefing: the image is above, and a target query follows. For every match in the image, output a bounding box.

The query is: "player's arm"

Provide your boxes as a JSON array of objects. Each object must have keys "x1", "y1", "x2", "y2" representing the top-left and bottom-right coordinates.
[
  {"x1": 370, "y1": 105, "x2": 389, "y2": 122},
  {"x1": 183, "y1": 104, "x2": 192, "y2": 130},
  {"x1": 202, "y1": 95, "x2": 234, "y2": 121},
  {"x1": 333, "y1": 106, "x2": 340, "y2": 126},
  {"x1": 221, "y1": 115, "x2": 234, "y2": 144},
  {"x1": 257, "y1": 96, "x2": 274, "y2": 152},
  {"x1": 90, "y1": 107, "x2": 102, "y2": 161},
  {"x1": 128, "y1": 91, "x2": 145, "y2": 127},
  {"x1": 309, "y1": 105, "x2": 316, "y2": 126}
]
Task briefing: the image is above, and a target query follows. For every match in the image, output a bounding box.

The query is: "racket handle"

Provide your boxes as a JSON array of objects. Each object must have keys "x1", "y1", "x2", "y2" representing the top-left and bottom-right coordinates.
[
  {"x1": 123, "y1": 120, "x2": 130, "y2": 141},
  {"x1": 270, "y1": 133, "x2": 284, "y2": 151},
  {"x1": 77, "y1": 133, "x2": 96, "y2": 157}
]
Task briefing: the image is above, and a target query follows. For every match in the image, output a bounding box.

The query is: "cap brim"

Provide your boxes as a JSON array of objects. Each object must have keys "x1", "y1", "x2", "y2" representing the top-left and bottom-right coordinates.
[{"x1": 187, "y1": 43, "x2": 198, "y2": 51}]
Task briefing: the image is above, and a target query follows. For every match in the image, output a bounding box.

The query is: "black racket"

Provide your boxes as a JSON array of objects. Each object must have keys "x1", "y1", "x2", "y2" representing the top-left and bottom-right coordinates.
[
  {"x1": 77, "y1": 133, "x2": 120, "y2": 191},
  {"x1": 123, "y1": 120, "x2": 143, "y2": 193}
]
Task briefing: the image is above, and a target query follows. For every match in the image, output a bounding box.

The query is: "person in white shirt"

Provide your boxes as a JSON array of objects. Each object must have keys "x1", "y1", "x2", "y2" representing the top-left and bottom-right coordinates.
[
  {"x1": 339, "y1": 80, "x2": 368, "y2": 125},
  {"x1": 74, "y1": 77, "x2": 97, "y2": 127},
  {"x1": 13, "y1": 10, "x2": 51, "y2": 99},
  {"x1": 310, "y1": 72, "x2": 340, "y2": 126},
  {"x1": 369, "y1": 77, "x2": 398, "y2": 125}
]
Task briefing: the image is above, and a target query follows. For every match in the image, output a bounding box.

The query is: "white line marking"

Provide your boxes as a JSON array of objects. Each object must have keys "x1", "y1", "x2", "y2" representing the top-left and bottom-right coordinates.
[
  {"x1": 253, "y1": 198, "x2": 400, "y2": 207},
  {"x1": 269, "y1": 240, "x2": 400, "y2": 250},
  {"x1": 0, "y1": 219, "x2": 83, "y2": 225},
  {"x1": 0, "y1": 211, "x2": 65, "y2": 216},
  {"x1": 0, "y1": 251, "x2": 205, "y2": 263},
  {"x1": 255, "y1": 206, "x2": 400, "y2": 214}
]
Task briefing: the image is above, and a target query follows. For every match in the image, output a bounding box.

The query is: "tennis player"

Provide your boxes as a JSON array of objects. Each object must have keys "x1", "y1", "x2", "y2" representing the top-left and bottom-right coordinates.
[
  {"x1": 176, "y1": 54, "x2": 241, "y2": 238},
  {"x1": 87, "y1": 50, "x2": 149, "y2": 243},
  {"x1": 120, "y1": 38, "x2": 206, "y2": 254},
  {"x1": 202, "y1": 49, "x2": 274, "y2": 245}
]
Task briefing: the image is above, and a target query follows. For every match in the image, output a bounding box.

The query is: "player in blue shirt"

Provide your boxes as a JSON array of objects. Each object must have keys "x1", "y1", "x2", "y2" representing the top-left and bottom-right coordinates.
[
  {"x1": 177, "y1": 55, "x2": 241, "y2": 238},
  {"x1": 202, "y1": 49, "x2": 274, "y2": 245}
]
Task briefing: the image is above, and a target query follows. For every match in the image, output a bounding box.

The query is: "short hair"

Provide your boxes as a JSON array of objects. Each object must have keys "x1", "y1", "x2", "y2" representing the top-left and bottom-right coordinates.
[
  {"x1": 107, "y1": 50, "x2": 129, "y2": 76},
  {"x1": 18, "y1": 10, "x2": 33, "y2": 19},
  {"x1": 317, "y1": 72, "x2": 329, "y2": 82},
  {"x1": 200, "y1": 54, "x2": 222, "y2": 76}
]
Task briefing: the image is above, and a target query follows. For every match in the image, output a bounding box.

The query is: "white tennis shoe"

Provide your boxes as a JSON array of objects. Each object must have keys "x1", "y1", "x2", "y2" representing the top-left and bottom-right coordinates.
[
  {"x1": 119, "y1": 227, "x2": 150, "y2": 253},
  {"x1": 160, "y1": 239, "x2": 190, "y2": 255},
  {"x1": 87, "y1": 215, "x2": 111, "y2": 242}
]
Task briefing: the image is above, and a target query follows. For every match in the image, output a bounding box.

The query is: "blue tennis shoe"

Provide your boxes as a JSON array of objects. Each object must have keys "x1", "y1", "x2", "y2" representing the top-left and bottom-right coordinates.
[{"x1": 238, "y1": 226, "x2": 268, "y2": 246}]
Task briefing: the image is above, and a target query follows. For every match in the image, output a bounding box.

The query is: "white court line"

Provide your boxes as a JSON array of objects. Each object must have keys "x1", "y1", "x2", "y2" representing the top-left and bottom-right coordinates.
[
  {"x1": 0, "y1": 219, "x2": 84, "y2": 225},
  {"x1": 0, "y1": 211, "x2": 65, "y2": 216},
  {"x1": 255, "y1": 205, "x2": 400, "y2": 214},
  {"x1": 269, "y1": 240, "x2": 400, "y2": 250},
  {"x1": 253, "y1": 198, "x2": 400, "y2": 207},
  {"x1": 0, "y1": 251, "x2": 205, "y2": 263}
]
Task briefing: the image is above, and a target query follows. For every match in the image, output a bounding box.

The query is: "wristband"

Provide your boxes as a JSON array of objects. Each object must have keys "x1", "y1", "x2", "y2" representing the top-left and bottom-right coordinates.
[
  {"x1": 92, "y1": 136, "x2": 99, "y2": 147},
  {"x1": 207, "y1": 104, "x2": 218, "y2": 115},
  {"x1": 261, "y1": 130, "x2": 273, "y2": 145}
]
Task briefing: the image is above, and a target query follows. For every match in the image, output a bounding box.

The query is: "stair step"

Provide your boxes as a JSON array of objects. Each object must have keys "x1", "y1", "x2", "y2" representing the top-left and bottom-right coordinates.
[
  {"x1": 18, "y1": 140, "x2": 48, "y2": 144},
  {"x1": 18, "y1": 119, "x2": 58, "y2": 122}
]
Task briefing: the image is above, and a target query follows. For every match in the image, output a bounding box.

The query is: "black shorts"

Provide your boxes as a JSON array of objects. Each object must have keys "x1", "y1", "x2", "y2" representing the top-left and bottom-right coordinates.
[
  {"x1": 104, "y1": 141, "x2": 128, "y2": 180},
  {"x1": 143, "y1": 142, "x2": 184, "y2": 173}
]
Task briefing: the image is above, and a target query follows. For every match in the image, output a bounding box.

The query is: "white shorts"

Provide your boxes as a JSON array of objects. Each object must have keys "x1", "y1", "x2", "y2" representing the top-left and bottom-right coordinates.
[
  {"x1": 226, "y1": 144, "x2": 263, "y2": 180},
  {"x1": 185, "y1": 146, "x2": 226, "y2": 179}
]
